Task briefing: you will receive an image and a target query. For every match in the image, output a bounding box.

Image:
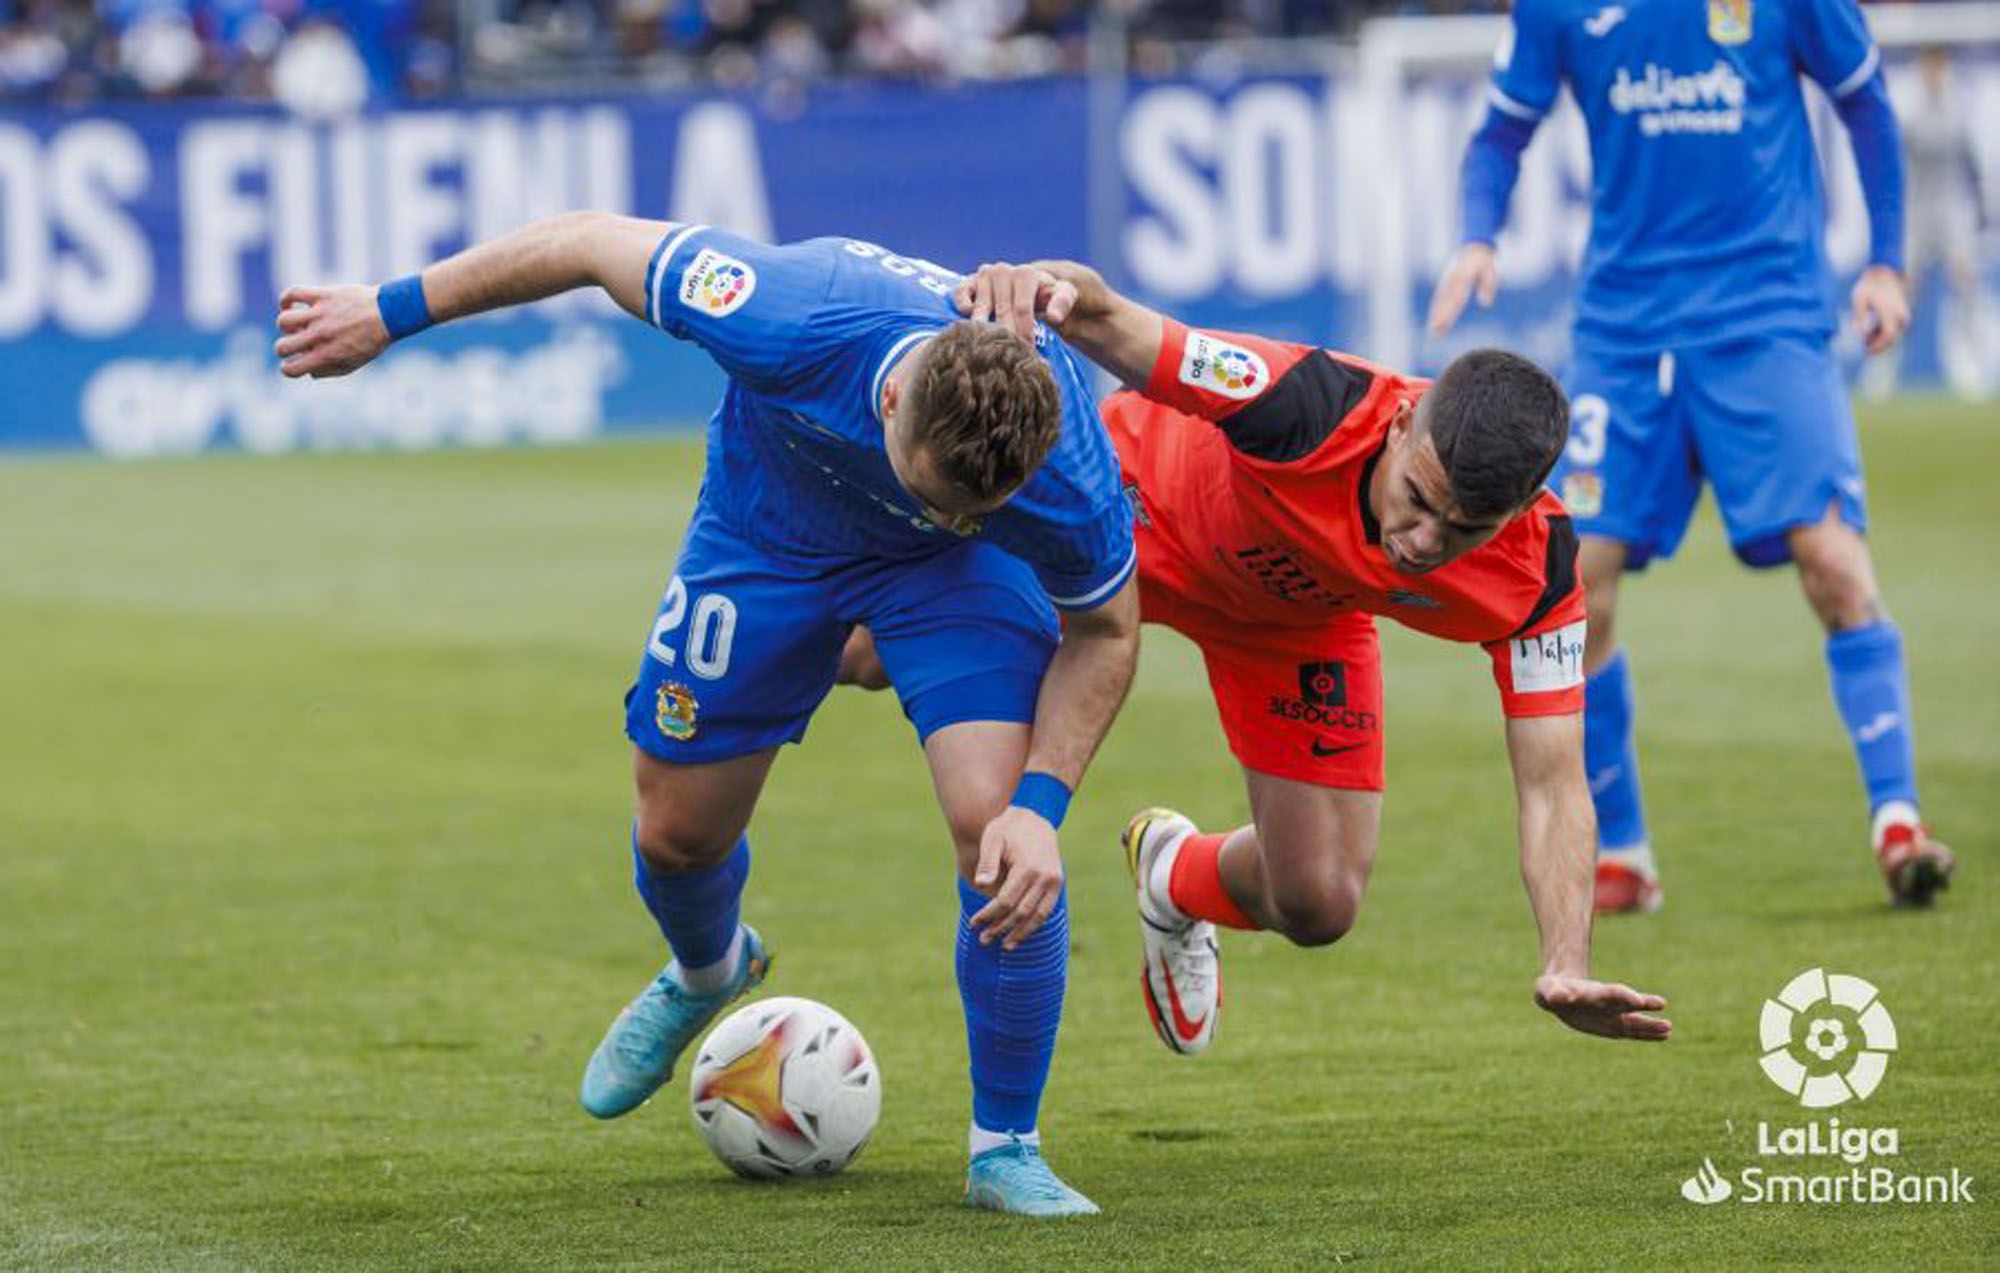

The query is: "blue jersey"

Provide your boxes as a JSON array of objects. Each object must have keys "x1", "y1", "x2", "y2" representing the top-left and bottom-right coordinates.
[
  {"x1": 640, "y1": 225, "x2": 1135, "y2": 611},
  {"x1": 1491, "y1": 0, "x2": 1883, "y2": 350}
]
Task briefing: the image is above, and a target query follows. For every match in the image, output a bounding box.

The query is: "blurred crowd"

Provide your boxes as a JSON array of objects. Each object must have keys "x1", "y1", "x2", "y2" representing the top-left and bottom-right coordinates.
[
  {"x1": 0, "y1": 0, "x2": 454, "y2": 104},
  {"x1": 0, "y1": 0, "x2": 1508, "y2": 104}
]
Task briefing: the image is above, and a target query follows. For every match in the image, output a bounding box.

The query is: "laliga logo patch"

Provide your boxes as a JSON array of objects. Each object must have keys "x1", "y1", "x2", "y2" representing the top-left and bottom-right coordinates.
[
  {"x1": 681, "y1": 248, "x2": 757, "y2": 317},
  {"x1": 1707, "y1": 0, "x2": 1751, "y2": 46},
  {"x1": 1759, "y1": 968, "x2": 1896, "y2": 1108},
  {"x1": 656, "y1": 681, "x2": 700, "y2": 742},
  {"x1": 1179, "y1": 333, "x2": 1268, "y2": 400}
]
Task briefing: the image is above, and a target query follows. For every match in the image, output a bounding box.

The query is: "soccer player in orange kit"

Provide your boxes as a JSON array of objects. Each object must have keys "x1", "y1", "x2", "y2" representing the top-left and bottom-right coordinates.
[{"x1": 909, "y1": 259, "x2": 1672, "y2": 1055}]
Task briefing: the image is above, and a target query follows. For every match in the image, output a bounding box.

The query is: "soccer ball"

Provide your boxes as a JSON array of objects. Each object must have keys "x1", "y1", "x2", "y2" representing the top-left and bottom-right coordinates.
[{"x1": 688, "y1": 996, "x2": 882, "y2": 1179}]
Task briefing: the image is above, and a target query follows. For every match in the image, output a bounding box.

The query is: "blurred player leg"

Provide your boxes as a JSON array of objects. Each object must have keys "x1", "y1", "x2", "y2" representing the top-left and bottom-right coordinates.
[
  {"x1": 1555, "y1": 348, "x2": 1691, "y2": 914},
  {"x1": 1790, "y1": 513, "x2": 1955, "y2": 904},
  {"x1": 1578, "y1": 537, "x2": 1659, "y2": 913},
  {"x1": 1684, "y1": 335, "x2": 1953, "y2": 905}
]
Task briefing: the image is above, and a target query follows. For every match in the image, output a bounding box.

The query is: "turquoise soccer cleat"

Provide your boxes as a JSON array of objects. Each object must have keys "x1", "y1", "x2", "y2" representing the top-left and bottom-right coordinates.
[
  {"x1": 579, "y1": 926, "x2": 770, "y2": 1120},
  {"x1": 963, "y1": 1137, "x2": 1101, "y2": 1218}
]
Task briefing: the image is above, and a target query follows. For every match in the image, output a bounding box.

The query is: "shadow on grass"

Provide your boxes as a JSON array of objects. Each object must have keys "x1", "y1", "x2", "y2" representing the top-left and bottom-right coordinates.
[
  {"x1": 1753, "y1": 899, "x2": 1951, "y2": 926},
  {"x1": 1129, "y1": 1127, "x2": 1226, "y2": 1143}
]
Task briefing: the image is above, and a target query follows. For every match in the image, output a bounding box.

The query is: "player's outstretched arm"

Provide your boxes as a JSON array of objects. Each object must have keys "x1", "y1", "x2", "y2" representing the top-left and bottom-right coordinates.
[
  {"x1": 274, "y1": 212, "x2": 667, "y2": 379},
  {"x1": 956, "y1": 260, "x2": 1164, "y2": 390},
  {"x1": 1506, "y1": 712, "x2": 1672, "y2": 1042},
  {"x1": 968, "y1": 576, "x2": 1141, "y2": 951}
]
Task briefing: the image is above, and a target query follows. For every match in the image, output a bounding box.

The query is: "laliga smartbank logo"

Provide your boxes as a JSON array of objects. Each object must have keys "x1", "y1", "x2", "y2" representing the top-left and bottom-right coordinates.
[
  {"x1": 1758, "y1": 967, "x2": 1894, "y2": 1108},
  {"x1": 1678, "y1": 969, "x2": 1974, "y2": 1207}
]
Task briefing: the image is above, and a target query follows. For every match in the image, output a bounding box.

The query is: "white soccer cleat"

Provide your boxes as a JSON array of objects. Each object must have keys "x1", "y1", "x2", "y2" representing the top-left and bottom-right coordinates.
[{"x1": 1122, "y1": 808, "x2": 1221, "y2": 1056}]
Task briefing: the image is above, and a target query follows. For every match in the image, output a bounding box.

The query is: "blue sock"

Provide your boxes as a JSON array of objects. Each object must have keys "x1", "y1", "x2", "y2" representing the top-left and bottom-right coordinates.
[
  {"x1": 631, "y1": 833, "x2": 750, "y2": 971},
  {"x1": 1826, "y1": 621, "x2": 1919, "y2": 814},
  {"x1": 955, "y1": 879, "x2": 1067, "y2": 1137},
  {"x1": 1584, "y1": 651, "x2": 1649, "y2": 852}
]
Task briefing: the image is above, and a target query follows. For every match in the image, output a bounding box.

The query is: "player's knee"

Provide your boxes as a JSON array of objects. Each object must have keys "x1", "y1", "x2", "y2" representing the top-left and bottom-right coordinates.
[
  {"x1": 1270, "y1": 881, "x2": 1362, "y2": 948},
  {"x1": 942, "y1": 787, "x2": 1009, "y2": 859},
  {"x1": 632, "y1": 804, "x2": 738, "y2": 874},
  {"x1": 1792, "y1": 528, "x2": 1882, "y2": 632}
]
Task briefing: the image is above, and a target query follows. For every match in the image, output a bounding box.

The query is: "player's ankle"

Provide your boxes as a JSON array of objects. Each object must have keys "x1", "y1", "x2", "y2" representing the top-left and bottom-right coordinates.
[
  {"x1": 1598, "y1": 842, "x2": 1656, "y2": 877},
  {"x1": 669, "y1": 926, "x2": 745, "y2": 995},
  {"x1": 969, "y1": 1122, "x2": 1039, "y2": 1157},
  {"x1": 1143, "y1": 828, "x2": 1194, "y2": 925},
  {"x1": 1871, "y1": 800, "x2": 1920, "y2": 846}
]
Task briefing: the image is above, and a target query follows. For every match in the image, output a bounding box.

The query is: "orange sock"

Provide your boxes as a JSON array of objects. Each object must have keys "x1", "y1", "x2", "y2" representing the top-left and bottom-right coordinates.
[{"x1": 1167, "y1": 832, "x2": 1260, "y2": 930}]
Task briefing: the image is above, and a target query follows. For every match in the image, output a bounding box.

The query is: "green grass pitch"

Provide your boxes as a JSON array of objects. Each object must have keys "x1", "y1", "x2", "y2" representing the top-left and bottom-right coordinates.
[{"x1": 2, "y1": 401, "x2": 1995, "y2": 1269}]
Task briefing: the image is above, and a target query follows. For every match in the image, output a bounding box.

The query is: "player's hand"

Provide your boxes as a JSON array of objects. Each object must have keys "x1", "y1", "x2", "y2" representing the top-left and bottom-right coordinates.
[
  {"x1": 273, "y1": 284, "x2": 391, "y2": 378},
  {"x1": 956, "y1": 262, "x2": 1078, "y2": 343},
  {"x1": 1425, "y1": 242, "x2": 1500, "y2": 336},
  {"x1": 968, "y1": 806, "x2": 1065, "y2": 951},
  {"x1": 1850, "y1": 265, "x2": 1910, "y2": 355},
  {"x1": 1534, "y1": 973, "x2": 1671, "y2": 1042}
]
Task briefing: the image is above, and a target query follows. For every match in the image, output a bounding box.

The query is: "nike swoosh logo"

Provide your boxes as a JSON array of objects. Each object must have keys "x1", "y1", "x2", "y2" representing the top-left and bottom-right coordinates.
[
  {"x1": 1856, "y1": 711, "x2": 1899, "y2": 744},
  {"x1": 1160, "y1": 955, "x2": 1208, "y2": 1043},
  {"x1": 1311, "y1": 739, "x2": 1365, "y2": 757}
]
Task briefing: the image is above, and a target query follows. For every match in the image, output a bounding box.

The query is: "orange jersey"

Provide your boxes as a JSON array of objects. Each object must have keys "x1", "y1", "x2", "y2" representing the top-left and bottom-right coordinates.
[{"x1": 1108, "y1": 320, "x2": 1586, "y2": 719}]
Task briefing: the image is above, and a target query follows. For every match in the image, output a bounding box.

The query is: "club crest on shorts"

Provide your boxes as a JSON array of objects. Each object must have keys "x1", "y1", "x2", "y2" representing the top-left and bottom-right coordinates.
[
  {"x1": 1562, "y1": 472, "x2": 1604, "y2": 518},
  {"x1": 656, "y1": 681, "x2": 700, "y2": 741},
  {"x1": 681, "y1": 248, "x2": 757, "y2": 317},
  {"x1": 1707, "y1": 0, "x2": 1751, "y2": 46},
  {"x1": 1179, "y1": 332, "x2": 1268, "y2": 400}
]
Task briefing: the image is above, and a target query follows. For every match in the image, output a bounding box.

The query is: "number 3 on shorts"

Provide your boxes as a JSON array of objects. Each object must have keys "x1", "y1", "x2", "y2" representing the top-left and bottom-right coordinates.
[
  {"x1": 647, "y1": 577, "x2": 738, "y2": 680},
  {"x1": 1567, "y1": 394, "x2": 1609, "y2": 467}
]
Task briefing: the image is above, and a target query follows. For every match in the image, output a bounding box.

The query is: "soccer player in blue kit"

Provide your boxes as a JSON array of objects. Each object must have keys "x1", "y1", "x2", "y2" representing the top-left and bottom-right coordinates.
[
  {"x1": 1429, "y1": 0, "x2": 1954, "y2": 909},
  {"x1": 273, "y1": 212, "x2": 1140, "y2": 1216}
]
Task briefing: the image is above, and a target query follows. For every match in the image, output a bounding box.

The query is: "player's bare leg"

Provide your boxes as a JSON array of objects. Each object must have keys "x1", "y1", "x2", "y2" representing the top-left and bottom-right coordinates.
[
  {"x1": 922, "y1": 720, "x2": 1098, "y2": 1218},
  {"x1": 1125, "y1": 773, "x2": 1379, "y2": 1055},
  {"x1": 581, "y1": 748, "x2": 778, "y2": 1118},
  {"x1": 1577, "y1": 535, "x2": 1662, "y2": 914},
  {"x1": 1787, "y1": 507, "x2": 1953, "y2": 905}
]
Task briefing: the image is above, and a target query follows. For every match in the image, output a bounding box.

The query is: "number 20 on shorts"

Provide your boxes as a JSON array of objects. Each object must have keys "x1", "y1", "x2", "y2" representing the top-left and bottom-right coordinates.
[{"x1": 647, "y1": 577, "x2": 738, "y2": 680}]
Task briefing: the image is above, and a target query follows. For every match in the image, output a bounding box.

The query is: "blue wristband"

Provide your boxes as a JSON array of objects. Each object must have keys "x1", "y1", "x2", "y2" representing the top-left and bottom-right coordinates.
[
  {"x1": 376, "y1": 274, "x2": 433, "y2": 341},
  {"x1": 1009, "y1": 771, "x2": 1072, "y2": 830}
]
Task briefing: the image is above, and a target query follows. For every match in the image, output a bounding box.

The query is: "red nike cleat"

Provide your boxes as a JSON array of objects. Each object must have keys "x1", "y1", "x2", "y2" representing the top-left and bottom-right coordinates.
[
  {"x1": 1877, "y1": 820, "x2": 1955, "y2": 907},
  {"x1": 1594, "y1": 858, "x2": 1663, "y2": 915}
]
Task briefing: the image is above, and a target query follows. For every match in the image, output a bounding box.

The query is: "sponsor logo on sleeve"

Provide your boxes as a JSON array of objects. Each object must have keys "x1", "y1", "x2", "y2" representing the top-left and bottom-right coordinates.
[
  {"x1": 1510, "y1": 620, "x2": 1586, "y2": 693},
  {"x1": 680, "y1": 247, "x2": 757, "y2": 317},
  {"x1": 1179, "y1": 332, "x2": 1268, "y2": 400}
]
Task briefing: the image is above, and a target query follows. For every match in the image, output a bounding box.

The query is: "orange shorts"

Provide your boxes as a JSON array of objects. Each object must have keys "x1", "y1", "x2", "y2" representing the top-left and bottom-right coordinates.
[{"x1": 1139, "y1": 579, "x2": 1386, "y2": 792}]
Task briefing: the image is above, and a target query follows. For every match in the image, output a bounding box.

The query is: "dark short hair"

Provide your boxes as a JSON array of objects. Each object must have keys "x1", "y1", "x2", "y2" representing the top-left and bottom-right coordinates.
[
  {"x1": 1420, "y1": 348, "x2": 1569, "y2": 520},
  {"x1": 904, "y1": 321, "x2": 1062, "y2": 505}
]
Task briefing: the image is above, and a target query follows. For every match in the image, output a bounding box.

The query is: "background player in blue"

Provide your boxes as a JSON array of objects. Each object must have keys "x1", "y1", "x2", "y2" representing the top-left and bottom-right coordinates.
[
  {"x1": 272, "y1": 211, "x2": 1142, "y2": 1216},
  {"x1": 1428, "y1": 0, "x2": 1954, "y2": 910}
]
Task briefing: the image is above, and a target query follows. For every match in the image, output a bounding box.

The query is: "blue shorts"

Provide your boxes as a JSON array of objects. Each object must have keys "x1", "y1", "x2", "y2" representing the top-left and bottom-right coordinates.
[
  {"x1": 1551, "y1": 331, "x2": 1867, "y2": 570},
  {"x1": 624, "y1": 503, "x2": 1060, "y2": 765}
]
